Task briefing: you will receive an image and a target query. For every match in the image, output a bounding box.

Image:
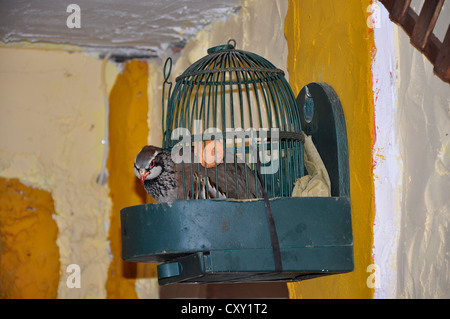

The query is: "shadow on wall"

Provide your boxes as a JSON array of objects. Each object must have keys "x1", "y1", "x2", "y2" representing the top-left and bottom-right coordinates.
[{"x1": 160, "y1": 282, "x2": 289, "y2": 298}]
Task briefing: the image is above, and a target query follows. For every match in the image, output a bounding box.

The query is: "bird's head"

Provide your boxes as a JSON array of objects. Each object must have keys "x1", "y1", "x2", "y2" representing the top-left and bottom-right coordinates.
[{"x1": 134, "y1": 145, "x2": 164, "y2": 184}]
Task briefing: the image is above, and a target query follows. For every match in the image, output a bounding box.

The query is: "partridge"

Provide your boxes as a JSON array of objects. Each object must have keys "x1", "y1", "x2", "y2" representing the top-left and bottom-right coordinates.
[{"x1": 134, "y1": 145, "x2": 263, "y2": 203}]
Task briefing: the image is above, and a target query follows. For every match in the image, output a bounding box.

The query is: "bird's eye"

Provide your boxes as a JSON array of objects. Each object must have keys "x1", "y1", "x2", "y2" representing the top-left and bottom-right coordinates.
[{"x1": 149, "y1": 160, "x2": 156, "y2": 168}]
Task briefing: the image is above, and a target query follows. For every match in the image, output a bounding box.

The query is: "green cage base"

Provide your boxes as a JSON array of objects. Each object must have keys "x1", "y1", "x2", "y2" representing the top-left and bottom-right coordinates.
[{"x1": 121, "y1": 197, "x2": 353, "y2": 285}]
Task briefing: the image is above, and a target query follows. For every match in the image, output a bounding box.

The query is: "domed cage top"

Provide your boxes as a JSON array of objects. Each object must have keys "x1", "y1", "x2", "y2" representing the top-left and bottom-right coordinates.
[{"x1": 121, "y1": 40, "x2": 353, "y2": 285}]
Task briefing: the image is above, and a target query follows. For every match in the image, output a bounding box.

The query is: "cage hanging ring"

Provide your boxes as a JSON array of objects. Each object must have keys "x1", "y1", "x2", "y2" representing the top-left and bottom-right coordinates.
[
  {"x1": 163, "y1": 57, "x2": 172, "y2": 83},
  {"x1": 207, "y1": 39, "x2": 236, "y2": 54},
  {"x1": 227, "y1": 39, "x2": 236, "y2": 48}
]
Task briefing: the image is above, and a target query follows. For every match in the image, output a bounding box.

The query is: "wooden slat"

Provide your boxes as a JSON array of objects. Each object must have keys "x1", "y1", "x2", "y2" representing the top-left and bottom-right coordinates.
[
  {"x1": 411, "y1": 0, "x2": 445, "y2": 50},
  {"x1": 402, "y1": 7, "x2": 419, "y2": 36},
  {"x1": 380, "y1": 0, "x2": 450, "y2": 84},
  {"x1": 425, "y1": 33, "x2": 443, "y2": 64},
  {"x1": 390, "y1": 0, "x2": 412, "y2": 23},
  {"x1": 434, "y1": 24, "x2": 450, "y2": 83},
  {"x1": 380, "y1": 0, "x2": 395, "y2": 12}
]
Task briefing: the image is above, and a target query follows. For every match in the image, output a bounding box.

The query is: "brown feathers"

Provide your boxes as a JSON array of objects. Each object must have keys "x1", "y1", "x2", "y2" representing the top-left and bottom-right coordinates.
[{"x1": 135, "y1": 145, "x2": 262, "y2": 203}]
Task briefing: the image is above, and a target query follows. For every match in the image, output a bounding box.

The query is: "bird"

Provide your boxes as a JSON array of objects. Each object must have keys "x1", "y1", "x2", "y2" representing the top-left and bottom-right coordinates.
[{"x1": 134, "y1": 144, "x2": 263, "y2": 203}]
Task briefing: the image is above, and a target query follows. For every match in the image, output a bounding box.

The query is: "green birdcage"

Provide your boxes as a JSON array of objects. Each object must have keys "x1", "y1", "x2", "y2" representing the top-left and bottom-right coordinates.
[
  {"x1": 162, "y1": 39, "x2": 305, "y2": 199},
  {"x1": 121, "y1": 40, "x2": 354, "y2": 285}
]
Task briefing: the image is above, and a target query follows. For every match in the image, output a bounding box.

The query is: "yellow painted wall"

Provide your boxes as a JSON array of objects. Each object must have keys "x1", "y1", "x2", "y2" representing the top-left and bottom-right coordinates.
[
  {"x1": 0, "y1": 46, "x2": 159, "y2": 299},
  {"x1": 0, "y1": 0, "x2": 377, "y2": 298},
  {"x1": 105, "y1": 60, "x2": 153, "y2": 298},
  {"x1": 0, "y1": 46, "x2": 116, "y2": 298},
  {"x1": 0, "y1": 178, "x2": 60, "y2": 298},
  {"x1": 285, "y1": 0, "x2": 375, "y2": 298}
]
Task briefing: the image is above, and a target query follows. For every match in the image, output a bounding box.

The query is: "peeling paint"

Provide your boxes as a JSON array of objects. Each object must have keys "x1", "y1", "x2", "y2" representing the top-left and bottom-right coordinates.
[{"x1": 371, "y1": 4, "x2": 402, "y2": 299}]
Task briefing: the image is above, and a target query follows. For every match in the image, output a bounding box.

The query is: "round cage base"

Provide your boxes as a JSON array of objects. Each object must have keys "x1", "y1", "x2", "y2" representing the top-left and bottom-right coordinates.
[{"x1": 120, "y1": 198, "x2": 353, "y2": 286}]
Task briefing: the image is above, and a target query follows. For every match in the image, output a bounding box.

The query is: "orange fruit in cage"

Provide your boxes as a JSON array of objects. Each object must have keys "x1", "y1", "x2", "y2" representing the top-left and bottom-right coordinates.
[{"x1": 194, "y1": 140, "x2": 225, "y2": 168}]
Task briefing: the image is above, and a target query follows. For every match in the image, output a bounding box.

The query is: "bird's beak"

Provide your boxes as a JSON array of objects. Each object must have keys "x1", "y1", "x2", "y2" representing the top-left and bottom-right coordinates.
[{"x1": 139, "y1": 169, "x2": 148, "y2": 184}]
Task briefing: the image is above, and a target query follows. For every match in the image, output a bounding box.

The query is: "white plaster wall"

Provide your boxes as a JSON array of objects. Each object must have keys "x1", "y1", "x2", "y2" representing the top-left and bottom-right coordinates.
[
  {"x1": 372, "y1": 4, "x2": 402, "y2": 299},
  {"x1": 370, "y1": 2, "x2": 449, "y2": 299},
  {"x1": 395, "y1": 6, "x2": 450, "y2": 298}
]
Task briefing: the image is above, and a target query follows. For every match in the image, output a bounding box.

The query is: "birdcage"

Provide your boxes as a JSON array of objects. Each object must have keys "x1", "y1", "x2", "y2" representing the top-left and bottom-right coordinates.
[
  {"x1": 161, "y1": 39, "x2": 304, "y2": 200},
  {"x1": 121, "y1": 40, "x2": 353, "y2": 285}
]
